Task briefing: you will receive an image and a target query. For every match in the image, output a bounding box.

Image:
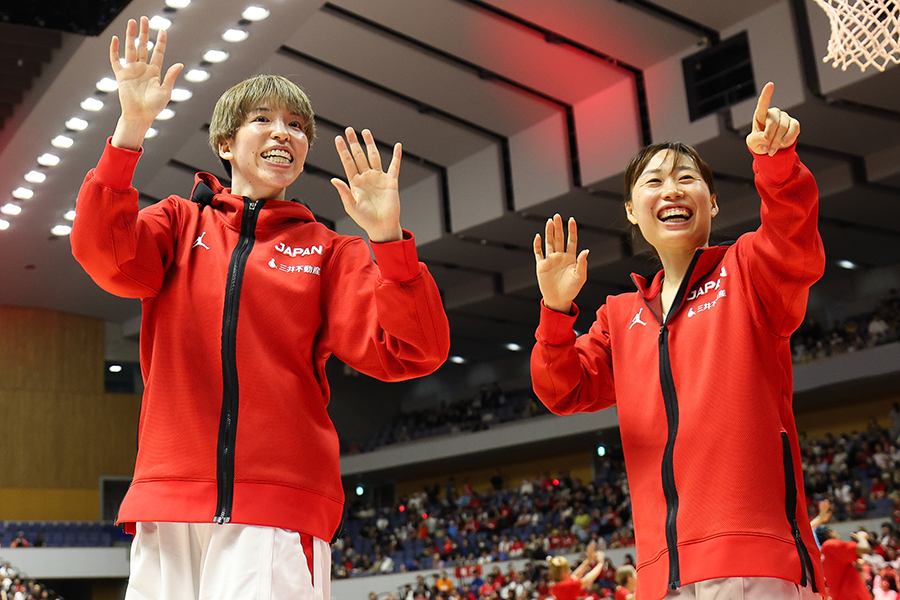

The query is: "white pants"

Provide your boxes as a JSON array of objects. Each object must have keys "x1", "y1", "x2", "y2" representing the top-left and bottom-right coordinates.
[
  {"x1": 124, "y1": 522, "x2": 330, "y2": 600},
  {"x1": 663, "y1": 577, "x2": 822, "y2": 600}
]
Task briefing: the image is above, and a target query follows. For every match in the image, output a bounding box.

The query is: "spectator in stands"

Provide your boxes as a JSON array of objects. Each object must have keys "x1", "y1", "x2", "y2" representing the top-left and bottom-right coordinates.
[
  {"x1": 548, "y1": 543, "x2": 606, "y2": 600},
  {"x1": 10, "y1": 532, "x2": 28, "y2": 548},
  {"x1": 820, "y1": 528, "x2": 873, "y2": 600},
  {"x1": 614, "y1": 565, "x2": 637, "y2": 600}
]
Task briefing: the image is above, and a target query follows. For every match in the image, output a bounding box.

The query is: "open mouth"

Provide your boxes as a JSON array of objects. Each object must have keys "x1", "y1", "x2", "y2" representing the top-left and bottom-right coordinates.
[
  {"x1": 657, "y1": 206, "x2": 693, "y2": 223},
  {"x1": 261, "y1": 149, "x2": 293, "y2": 164}
]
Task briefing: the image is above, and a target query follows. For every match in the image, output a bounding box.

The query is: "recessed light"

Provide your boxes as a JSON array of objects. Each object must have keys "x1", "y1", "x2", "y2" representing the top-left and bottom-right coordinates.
[
  {"x1": 12, "y1": 187, "x2": 33, "y2": 200},
  {"x1": 165, "y1": 0, "x2": 191, "y2": 7},
  {"x1": 81, "y1": 97, "x2": 104, "y2": 112},
  {"x1": 837, "y1": 259, "x2": 860, "y2": 270},
  {"x1": 222, "y1": 29, "x2": 249, "y2": 43},
  {"x1": 450, "y1": 356, "x2": 466, "y2": 364},
  {"x1": 64, "y1": 209, "x2": 76, "y2": 221},
  {"x1": 135, "y1": 38, "x2": 154, "y2": 51},
  {"x1": 96, "y1": 77, "x2": 118, "y2": 92},
  {"x1": 184, "y1": 69, "x2": 210, "y2": 83},
  {"x1": 0, "y1": 219, "x2": 9, "y2": 231},
  {"x1": 149, "y1": 16, "x2": 171, "y2": 30},
  {"x1": 108, "y1": 364, "x2": 123, "y2": 373},
  {"x1": 51, "y1": 135, "x2": 74, "y2": 149},
  {"x1": 203, "y1": 49, "x2": 229, "y2": 63},
  {"x1": 51, "y1": 224, "x2": 72, "y2": 236},
  {"x1": 145, "y1": 127, "x2": 159, "y2": 138},
  {"x1": 1, "y1": 204, "x2": 22, "y2": 216},
  {"x1": 170, "y1": 88, "x2": 193, "y2": 102},
  {"x1": 24, "y1": 171, "x2": 46, "y2": 184},
  {"x1": 505, "y1": 343, "x2": 522, "y2": 352},
  {"x1": 156, "y1": 108, "x2": 176, "y2": 121},
  {"x1": 65, "y1": 117, "x2": 88, "y2": 131},
  {"x1": 242, "y1": 6, "x2": 271, "y2": 20},
  {"x1": 38, "y1": 153, "x2": 61, "y2": 166}
]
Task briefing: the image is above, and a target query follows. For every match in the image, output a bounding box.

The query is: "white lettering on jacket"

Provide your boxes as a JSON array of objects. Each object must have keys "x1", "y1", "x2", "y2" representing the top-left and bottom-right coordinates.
[{"x1": 274, "y1": 242, "x2": 323, "y2": 257}]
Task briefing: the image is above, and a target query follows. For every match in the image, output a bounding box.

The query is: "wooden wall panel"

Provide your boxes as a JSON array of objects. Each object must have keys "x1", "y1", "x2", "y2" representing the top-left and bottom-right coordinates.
[
  {"x1": 795, "y1": 393, "x2": 900, "y2": 440},
  {"x1": 0, "y1": 306, "x2": 141, "y2": 520}
]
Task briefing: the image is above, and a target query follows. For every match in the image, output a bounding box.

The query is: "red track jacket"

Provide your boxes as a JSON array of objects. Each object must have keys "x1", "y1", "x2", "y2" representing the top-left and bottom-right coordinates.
[
  {"x1": 72, "y1": 141, "x2": 450, "y2": 541},
  {"x1": 531, "y1": 146, "x2": 826, "y2": 600}
]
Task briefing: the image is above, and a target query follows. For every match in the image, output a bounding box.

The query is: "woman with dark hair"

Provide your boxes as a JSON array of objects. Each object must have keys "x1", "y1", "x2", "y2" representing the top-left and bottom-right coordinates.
[{"x1": 531, "y1": 83, "x2": 825, "y2": 600}]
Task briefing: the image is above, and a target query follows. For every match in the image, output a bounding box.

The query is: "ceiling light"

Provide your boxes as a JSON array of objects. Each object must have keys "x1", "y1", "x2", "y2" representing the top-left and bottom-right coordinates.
[
  {"x1": 65, "y1": 117, "x2": 88, "y2": 131},
  {"x1": 149, "y1": 16, "x2": 171, "y2": 30},
  {"x1": 837, "y1": 259, "x2": 860, "y2": 270},
  {"x1": 96, "y1": 77, "x2": 118, "y2": 92},
  {"x1": 12, "y1": 187, "x2": 33, "y2": 200},
  {"x1": 242, "y1": 6, "x2": 270, "y2": 20},
  {"x1": 38, "y1": 153, "x2": 60, "y2": 166},
  {"x1": 145, "y1": 127, "x2": 158, "y2": 138},
  {"x1": 81, "y1": 97, "x2": 104, "y2": 111},
  {"x1": 156, "y1": 108, "x2": 175, "y2": 120},
  {"x1": 165, "y1": 0, "x2": 191, "y2": 7},
  {"x1": 51, "y1": 224, "x2": 72, "y2": 236},
  {"x1": 24, "y1": 171, "x2": 46, "y2": 184},
  {"x1": 222, "y1": 29, "x2": 249, "y2": 42},
  {"x1": 64, "y1": 209, "x2": 77, "y2": 221},
  {"x1": 52, "y1": 135, "x2": 74, "y2": 148},
  {"x1": 135, "y1": 38, "x2": 154, "y2": 51},
  {"x1": 0, "y1": 219, "x2": 9, "y2": 230},
  {"x1": 505, "y1": 342, "x2": 522, "y2": 352},
  {"x1": 1, "y1": 204, "x2": 22, "y2": 216},
  {"x1": 450, "y1": 356, "x2": 467, "y2": 364},
  {"x1": 170, "y1": 88, "x2": 193, "y2": 102},
  {"x1": 108, "y1": 364, "x2": 123, "y2": 373},
  {"x1": 184, "y1": 68, "x2": 210, "y2": 83},
  {"x1": 203, "y1": 49, "x2": 229, "y2": 63}
]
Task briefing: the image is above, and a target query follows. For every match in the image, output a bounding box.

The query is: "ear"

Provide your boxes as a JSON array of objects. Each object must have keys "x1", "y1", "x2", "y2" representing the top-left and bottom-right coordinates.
[
  {"x1": 218, "y1": 139, "x2": 234, "y2": 161},
  {"x1": 625, "y1": 202, "x2": 638, "y2": 225},
  {"x1": 709, "y1": 194, "x2": 718, "y2": 217}
]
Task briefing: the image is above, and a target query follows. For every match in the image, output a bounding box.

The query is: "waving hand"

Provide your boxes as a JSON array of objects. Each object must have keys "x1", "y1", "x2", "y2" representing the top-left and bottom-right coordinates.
[
  {"x1": 534, "y1": 214, "x2": 589, "y2": 314},
  {"x1": 110, "y1": 16, "x2": 183, "y2": 150},
  {"x1": 332, "y1": 128, "x2": 403, "y2": 243}
]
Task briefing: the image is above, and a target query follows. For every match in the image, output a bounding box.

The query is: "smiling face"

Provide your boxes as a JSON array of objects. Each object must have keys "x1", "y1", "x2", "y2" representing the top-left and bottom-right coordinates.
[
  {"x1": 625, "y1": 148, "x2": 718, "y2": 258},
  {"x1": 218, "y1": 104, "x2": 310, "y2": 202}
]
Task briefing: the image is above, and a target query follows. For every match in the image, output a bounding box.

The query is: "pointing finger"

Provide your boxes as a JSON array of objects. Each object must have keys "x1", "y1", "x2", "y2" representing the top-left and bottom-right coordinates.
[{"x1": 754, "y1": 82, "x2": 775, "y2": 131}]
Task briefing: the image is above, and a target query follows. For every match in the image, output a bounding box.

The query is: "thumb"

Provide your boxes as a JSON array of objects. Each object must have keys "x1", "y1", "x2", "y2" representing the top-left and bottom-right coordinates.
[
  {"x1": 746, "y1": 131, "x2": 769, "y2": 155},
  {"x1": 331, "y1": 178, "x2": 355, "y2": 211}
]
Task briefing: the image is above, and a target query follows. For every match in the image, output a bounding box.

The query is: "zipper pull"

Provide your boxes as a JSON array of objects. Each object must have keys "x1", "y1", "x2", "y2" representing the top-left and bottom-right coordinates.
[
  {"x1": 213, "y1": 510, "x2": 230, "y2": 525},
  {"x1": 249, "y1": 200, "x2": 258, "y2": 211}
]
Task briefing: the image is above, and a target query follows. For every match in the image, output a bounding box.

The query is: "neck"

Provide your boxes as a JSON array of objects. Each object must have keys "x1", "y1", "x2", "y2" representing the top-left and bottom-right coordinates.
[{"x1": 659, "y1": 246, "x2": 698, "y2": 295}]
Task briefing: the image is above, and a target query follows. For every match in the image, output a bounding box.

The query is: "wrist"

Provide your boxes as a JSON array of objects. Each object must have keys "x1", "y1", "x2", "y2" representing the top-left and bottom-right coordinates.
[
  {"x1": 368, "y1": 225, "x2": 403, "y2": 244},
  {"x1": 111, "y1": 116, "x2": 153, "y2": 151}
]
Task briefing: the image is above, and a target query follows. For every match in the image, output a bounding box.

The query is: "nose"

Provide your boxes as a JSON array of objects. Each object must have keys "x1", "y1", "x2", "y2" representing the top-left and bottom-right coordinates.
[
  {"x1": 662, "y1": 180, "x2": 684, "y2": 199},
  {"x1": 271, "y1": 120, "x2": 290, "y2": 141}
]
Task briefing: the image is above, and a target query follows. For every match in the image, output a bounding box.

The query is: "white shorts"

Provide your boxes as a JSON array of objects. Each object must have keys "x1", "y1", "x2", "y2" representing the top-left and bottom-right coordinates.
[
  {"x1": 124, "y1": 522, "x2": 331, "y2": 600},
  {"x1": 663, "y1": 577, "x2": 822, "y2": 600}
]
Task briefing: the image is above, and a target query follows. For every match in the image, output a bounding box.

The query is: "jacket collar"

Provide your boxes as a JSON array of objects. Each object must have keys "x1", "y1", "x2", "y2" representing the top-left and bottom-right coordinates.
[
  {"x1": 631, "y1": 243, "x2": 733, "y2": 300},
  {"x1": 189, "y1": 172, "x2": 316, "y2": 225}
]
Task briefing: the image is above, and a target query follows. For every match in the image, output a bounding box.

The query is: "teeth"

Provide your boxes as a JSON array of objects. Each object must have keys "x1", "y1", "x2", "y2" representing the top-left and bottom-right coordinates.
[
  {"x1": 262, "y1": 149, "x2": 292, "y2": 163},
  {"x1": 658, "y1": 207, "x2": 692, "y2": 221}
]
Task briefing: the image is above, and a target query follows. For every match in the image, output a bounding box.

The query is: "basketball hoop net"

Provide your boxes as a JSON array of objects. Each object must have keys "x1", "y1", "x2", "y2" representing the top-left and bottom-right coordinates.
[{"x1": 811, "y1": 0, "x2": 900, "y2": 72}]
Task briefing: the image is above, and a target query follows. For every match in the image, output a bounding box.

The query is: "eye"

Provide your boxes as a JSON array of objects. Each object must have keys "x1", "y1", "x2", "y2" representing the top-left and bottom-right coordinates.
[
  {"x1": 252, "y1": 115, "x2": 269, "y2": 123},
  {"x1": 290, "y1": 121, "x2": 304, "y2": 130},
  {"x1": 680, "y1": 175, "x2": 696, "y2": 182}
]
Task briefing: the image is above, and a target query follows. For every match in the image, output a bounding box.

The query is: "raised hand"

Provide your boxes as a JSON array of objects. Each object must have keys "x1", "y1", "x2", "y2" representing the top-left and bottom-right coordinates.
[
  {"x1": 534, "y1": 214, "x2": 589, "y2": 314},
  {"x1": 110, "y1": 16, "x2": 183, "y2": 150},
  {"x1": 331, "y1": 128, "x2": 403, "y2": 243},
  {"x1": 746, "y1": 82, "x2": 800, "y2": 156}
]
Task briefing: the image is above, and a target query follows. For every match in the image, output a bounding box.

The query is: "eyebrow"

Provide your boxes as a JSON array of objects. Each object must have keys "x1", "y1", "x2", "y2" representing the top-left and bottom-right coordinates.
[
  {"x1": 248, "y1": 107, "x2": 304, "y2": 119},
  {"x1": 641, "y1": 165, "x2": 699, "y2": 176}
]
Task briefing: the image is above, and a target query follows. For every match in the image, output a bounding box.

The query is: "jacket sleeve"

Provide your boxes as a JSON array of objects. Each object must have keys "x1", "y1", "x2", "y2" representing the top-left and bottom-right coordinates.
[
  {"x1": 740, "y1": 144, "x2": 826, "y2": 337},
  {"x1": 71, "y1": 140, "x2": 178, "y2": 299},
  {"x1": 530, "y1": 301, "x2": 617, "y2": 415},
  {"x1": 319, "y1": 231, "x2": 450, "y2": 381}
]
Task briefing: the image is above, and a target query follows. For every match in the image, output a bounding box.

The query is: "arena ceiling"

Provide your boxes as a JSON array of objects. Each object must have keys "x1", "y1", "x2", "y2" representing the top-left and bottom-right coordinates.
[{"x1": 0, "y1": 0, "x2": 898, "y2": 364}]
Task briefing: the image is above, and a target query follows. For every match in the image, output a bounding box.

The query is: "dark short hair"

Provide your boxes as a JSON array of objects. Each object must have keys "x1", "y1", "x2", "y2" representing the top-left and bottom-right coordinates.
[{"x1": 622, "y1": 142, "x2": 717, "y2": 258}]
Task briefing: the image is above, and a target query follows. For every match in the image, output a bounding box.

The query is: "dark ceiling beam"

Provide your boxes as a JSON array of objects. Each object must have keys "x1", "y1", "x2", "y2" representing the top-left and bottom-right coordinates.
[
  {"x1": 321, "y1": 2, "x2": 583, "y2": 190},
  {"x1": 453, "y1": 0, "x2": 654, "y2": 146}
]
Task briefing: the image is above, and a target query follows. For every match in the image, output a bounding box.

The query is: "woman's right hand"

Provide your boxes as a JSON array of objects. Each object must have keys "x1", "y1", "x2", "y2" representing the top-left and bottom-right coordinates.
[
  {"x1": 110, "y1": 16, "x2": 183, "y2": 150},
  {"x1": 534, "y1": 214, "x2": 589, "y2": 314}
]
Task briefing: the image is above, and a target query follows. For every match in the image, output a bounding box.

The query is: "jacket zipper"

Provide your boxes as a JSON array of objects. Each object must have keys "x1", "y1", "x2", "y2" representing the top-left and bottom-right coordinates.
[
  {"x1": 781, "y1": 432, "x2": 819, "y2": 592},
  {"x1": 214, "y1": 198, "x2": 264, "y2": 524},
  {"x1": 634, "y1": 250, "x2": 703, "y2": 591}
]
